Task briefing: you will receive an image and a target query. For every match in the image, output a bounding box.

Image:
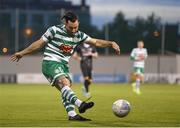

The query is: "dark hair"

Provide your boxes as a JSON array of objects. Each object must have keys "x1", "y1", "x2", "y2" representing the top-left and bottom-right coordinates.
[{"x1": 61, "y1": 11, "x2": 78, "y2": 23}]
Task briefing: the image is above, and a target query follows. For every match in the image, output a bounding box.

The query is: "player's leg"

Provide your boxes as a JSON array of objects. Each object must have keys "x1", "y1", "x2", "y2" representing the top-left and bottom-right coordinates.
[
  {"x1": 135, "y1": 67, "x2": 144, "y2": 94},
  {"x1": 140, "y1": 68, "x2": 145, "y2": 83},
  {"x1": 62, "y1": 99, "x2": 92, "y2": 121},
  {"x1": 135, "y1": 74, "x2": 141, "y2": 94},
  {"x1": 84, "y1": 73, "x2": 92, "y2": 93},
  {"x1": 42, "y1": 60, "x2": 94, "y2": 121},
  {"x1": 131, "y1": 73, "x2": 136, "y2": 92},
  {"x1": 61, "y1": 96, "x2": 76, "y2": 117},
  {"x1": 54, "y1": 77, "x2": 77, "y2": 119},
  {"x1": 87, "y1": 67, "x2": 92, "y2": 92},
  {"x1": 138, "y1": 68, "x2": 145, "y2": 93},
  {"x1": 81, "y1": 64, "x2": 91, "y2": 97},
  {"x1": 84, "y1": 77, "x2": 90, "y2": 92},
  {"x1": 83, "y1": 76, "x2": 92, "y2": 98},
  {"x1": 55, "y1": 76, "x2": 94, "y2": 116},
  {"x1": 61, "y1": 98, "x2": 90, "y2": 121},
  {"x1": 84, "y1": 68, "x2": 93, "y2": 98},
  {"x1": 132, "y1": 67, "x2": 141, "y2": 94}
]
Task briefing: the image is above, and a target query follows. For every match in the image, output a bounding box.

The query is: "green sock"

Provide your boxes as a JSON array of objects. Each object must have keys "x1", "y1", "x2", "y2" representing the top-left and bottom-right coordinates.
[
  {"x1": 61, "y1": 86, "x2": 82, "y2": 107},
  {"x1": 61, "y1": 97, "x2": 76, "y2": 117}
]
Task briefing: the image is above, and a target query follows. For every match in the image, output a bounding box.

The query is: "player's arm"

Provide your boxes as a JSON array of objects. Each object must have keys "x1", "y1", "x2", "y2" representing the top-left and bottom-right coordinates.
[
  {"x1": 92, "y1": 52, "x2": 98, "y2": 58},
  {"x1": 11, "y1": 38, "x2": 46, "y2": 62},
  {"x1": 130, "y1": 54, "x2": 144, "y2": 61},
  {"x1": 86, "y1": 38, "x2": 120, "y2": 54},
  {"x1": 130, "y1": 49, "x2": 136, "y2": 60},
  {"x1": 130, "y1": 49, "x2": 141, "y2": 61},
  {"x1": 144, "y1": 49, "x2": 148, "y2": 59},
  {"x1": 72, "y1": 52, "x2": 81, "y2": 61},
  {"x1": 91, "y1": 46, "x2": 98, "y2": 58},
  {"x1": 91, "y1": 52, "x2": 98, "y2": 58},
  {"x1": 131, "y1": 56, "x2": 142, "y2": 61}
]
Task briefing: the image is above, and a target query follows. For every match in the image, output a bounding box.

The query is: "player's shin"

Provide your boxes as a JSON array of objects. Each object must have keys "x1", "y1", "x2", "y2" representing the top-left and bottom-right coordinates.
[
  {"x1": 84, "y1": 79, "x2": 90, "y2": 92},
  {"x1": 61, "y1": 86, "x2": 94, "y2": 114},
  {"x1": 136, "y1": 78, "x2": 141, "y2": 90},
  {"x1": 61, "y1": 86, "x2": 82, "y2": 107}
]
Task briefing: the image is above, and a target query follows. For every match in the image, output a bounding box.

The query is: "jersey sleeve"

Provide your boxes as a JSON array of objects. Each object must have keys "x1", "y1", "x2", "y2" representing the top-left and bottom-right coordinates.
[
  {"x1": 79, "y1": 32, "x2": 92, "y2": 43},
  {"x1": 42, "y1": 26, "x2": 56, "y2": 42},
  {"x1": 144, "y1": 48, "x2": 148, "y2": 59},
  {"x1": 130, "y1": 49, "x2": 136, "y2": 60}
]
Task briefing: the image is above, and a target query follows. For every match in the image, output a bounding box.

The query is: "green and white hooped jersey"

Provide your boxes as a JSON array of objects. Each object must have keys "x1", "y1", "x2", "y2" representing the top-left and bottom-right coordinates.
[
  {"x1": 42, "y1": 25, "x2": 91, "y2": 62},
  {"x1": 130, "y1": 48, "x2": 148, "y2": 68}
]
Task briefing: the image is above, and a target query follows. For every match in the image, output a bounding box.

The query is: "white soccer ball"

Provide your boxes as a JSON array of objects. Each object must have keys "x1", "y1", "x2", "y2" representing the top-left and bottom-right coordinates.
[{"x1": 112, "y1": 99, "x2": 131, "y2": 118}]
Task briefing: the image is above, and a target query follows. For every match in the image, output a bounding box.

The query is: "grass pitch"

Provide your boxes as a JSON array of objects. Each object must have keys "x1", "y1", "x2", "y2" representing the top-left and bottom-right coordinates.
[{"x1": 0, "y1": 83, "x2": 180, "y2": 127}]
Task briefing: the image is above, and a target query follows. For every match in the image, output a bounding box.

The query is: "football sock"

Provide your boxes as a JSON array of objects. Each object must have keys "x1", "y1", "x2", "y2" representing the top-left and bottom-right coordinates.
[
  {"x1": 61, "y1": 98, "x2": 77, "y2": 117},
  {"x1": 136, "y1": 78, "x2": 141, "y2": 90},
  {"x1": 61, "y1": 86, "x2": 82, "y2": 107},
  {"x1": 84, "y1": 79, "x2": 90, "y2": 92}
]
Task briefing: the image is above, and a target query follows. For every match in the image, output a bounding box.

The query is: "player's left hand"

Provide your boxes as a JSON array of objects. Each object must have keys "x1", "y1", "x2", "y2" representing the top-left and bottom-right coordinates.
[{"x1": 111, "y1": 42, "x2": 120, "y2": 54}]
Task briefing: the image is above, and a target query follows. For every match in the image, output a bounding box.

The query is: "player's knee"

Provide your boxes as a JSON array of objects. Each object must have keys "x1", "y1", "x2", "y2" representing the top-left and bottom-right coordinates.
[
  {"x1": 88, "y1": 79, "x2": 92, "y2": 84},
  {"x1": 56, "y1": 76, "x2": 71, "y2": 89},
  {"x1": 136, "y1": 74, "x2": 141, "y2": 79},
  {"x1": 84, "y1": 77, "x2": 89, "y2": 80},
  {"x1": 136, "y1": 75, "x2": 143, "y2": 82},
  {"x1": 84, "y1": 78, "x2": 92, "y2": 85},
  {"x1": 61, "y1": 78, "x2": 71, "y2": 86}
]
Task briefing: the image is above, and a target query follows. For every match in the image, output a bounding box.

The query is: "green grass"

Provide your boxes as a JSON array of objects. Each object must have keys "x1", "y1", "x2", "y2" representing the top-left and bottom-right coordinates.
[{"x1": 0, "y1": 83, "x2": 180, "y2": 127}]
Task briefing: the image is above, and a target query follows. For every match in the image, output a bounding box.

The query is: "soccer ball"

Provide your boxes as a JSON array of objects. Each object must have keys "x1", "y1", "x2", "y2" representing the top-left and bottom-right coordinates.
[{"x1": 112, "y1": 99, "x2": 131, "y2": 118}]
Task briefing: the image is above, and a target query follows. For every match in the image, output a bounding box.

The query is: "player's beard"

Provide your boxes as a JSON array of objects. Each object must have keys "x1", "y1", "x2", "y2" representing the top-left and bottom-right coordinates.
[{"x1": 66, "y1": 29, "x2": 77, "y2": 37}]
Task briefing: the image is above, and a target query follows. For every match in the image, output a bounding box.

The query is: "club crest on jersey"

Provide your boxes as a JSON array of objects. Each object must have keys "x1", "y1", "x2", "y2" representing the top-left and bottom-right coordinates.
[{"x1": 59, "y1": 44, "x2": 73, "y2": 54}]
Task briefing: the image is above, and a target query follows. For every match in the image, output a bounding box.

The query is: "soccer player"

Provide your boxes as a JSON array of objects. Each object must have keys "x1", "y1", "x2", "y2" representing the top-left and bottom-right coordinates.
[
  {"x1": 11, "y1": 11, "x2": 120, "y2": 121},
  {"x1": 73, "y1": 43, "x2": 98, "y2": 98},
  {"x1": 130, "y1": 40, "x2": 148, "y2": 94}
]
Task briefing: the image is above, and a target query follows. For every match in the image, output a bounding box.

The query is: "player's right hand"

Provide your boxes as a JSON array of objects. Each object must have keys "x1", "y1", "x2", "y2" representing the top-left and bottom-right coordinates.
[
  {"x1": 11, "y1": 52, "x2": 23, "y2": 62},
  {"x1": 137, "y1": 54, "x2": 145, "y2": 61}
]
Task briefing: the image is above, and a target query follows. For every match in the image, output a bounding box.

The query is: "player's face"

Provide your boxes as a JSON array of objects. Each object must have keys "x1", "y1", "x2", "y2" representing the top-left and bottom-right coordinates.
[
  {"x1": 138, "y1": 41, "x2": 144, "y2": 48},
  {"x1": 65, "y1": 20, "x2": 79, "y2": 36}
]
